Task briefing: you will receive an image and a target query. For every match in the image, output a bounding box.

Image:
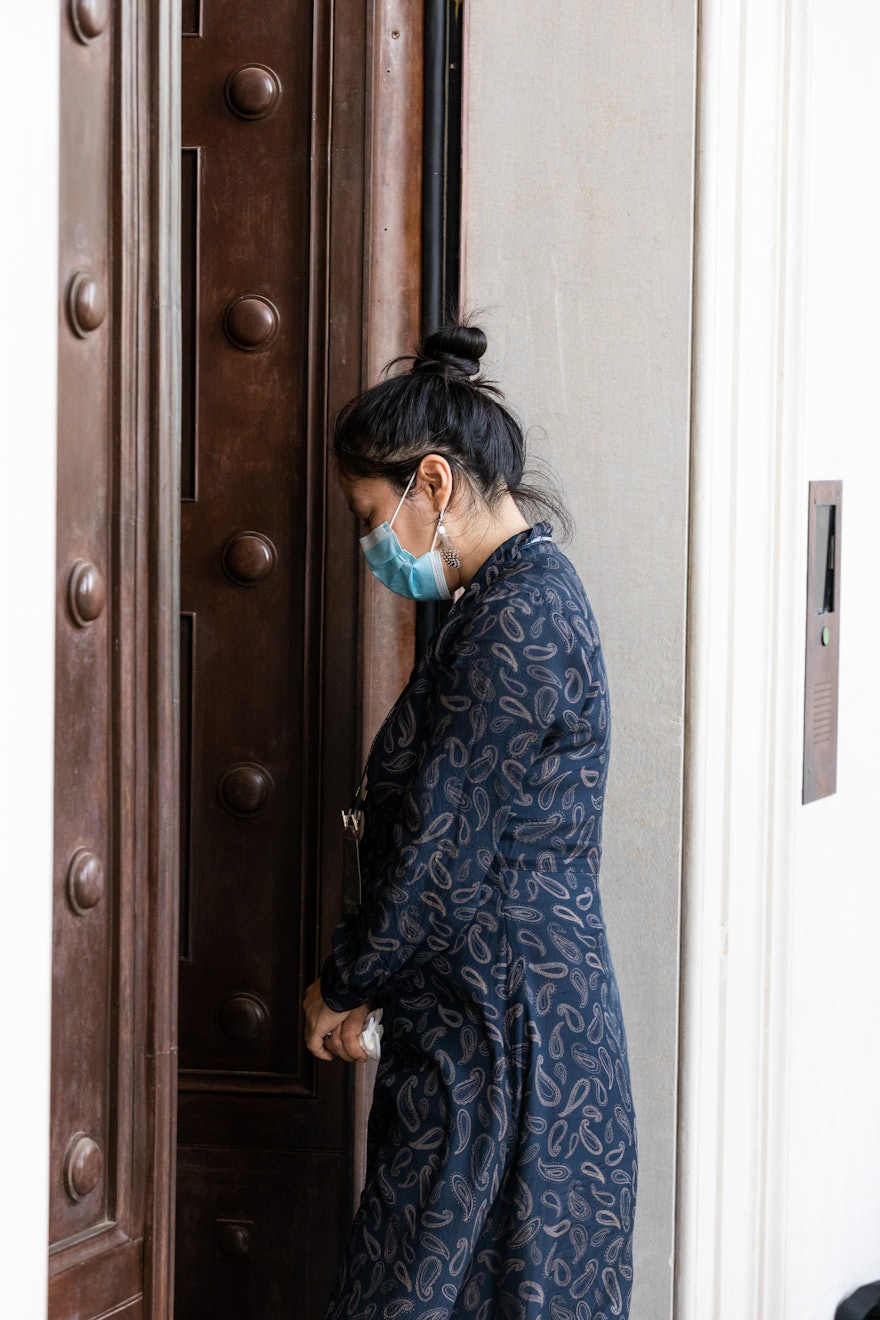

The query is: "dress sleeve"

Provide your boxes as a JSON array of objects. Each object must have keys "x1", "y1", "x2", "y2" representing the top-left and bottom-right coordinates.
[{"x1": 320, "y1": 580, "x2": 605, "y2": 1010}]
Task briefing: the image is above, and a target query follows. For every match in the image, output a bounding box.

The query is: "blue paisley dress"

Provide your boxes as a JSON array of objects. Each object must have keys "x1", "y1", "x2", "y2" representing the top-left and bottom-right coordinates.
[{"x1": 321, "y1": 524, "x2": 637, "y2": 1320}]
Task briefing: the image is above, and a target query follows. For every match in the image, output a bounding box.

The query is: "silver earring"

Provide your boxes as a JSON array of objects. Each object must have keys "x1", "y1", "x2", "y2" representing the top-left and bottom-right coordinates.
[{"x1": 436, "y1": 511, "x2": 461, "y2": 569}]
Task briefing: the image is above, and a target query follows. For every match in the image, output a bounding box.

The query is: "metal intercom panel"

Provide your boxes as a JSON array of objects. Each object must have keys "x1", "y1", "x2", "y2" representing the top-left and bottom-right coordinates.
[{"x1": 802, "y1": 480, "x2": 842, "y2": 803}]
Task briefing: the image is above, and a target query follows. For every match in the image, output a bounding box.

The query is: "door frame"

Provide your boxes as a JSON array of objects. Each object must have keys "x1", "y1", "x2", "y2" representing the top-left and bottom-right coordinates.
[
  {"x1": 48, "y1": 0, "x2": 179, "y2": 1312},
  {"x1": 144, "y1": 0, "x2": 181, "y2": 1312},
  {"x1": 349, "y1": 0, "x2": 425, "y2": 1198}
]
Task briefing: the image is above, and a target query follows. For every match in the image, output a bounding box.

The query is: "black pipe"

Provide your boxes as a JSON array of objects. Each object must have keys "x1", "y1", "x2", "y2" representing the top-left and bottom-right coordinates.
[
  {"x1": 444, "y1": 5, "x2": 463, "y2": 310},
  {"x1": 422, "y1": 0, "x2": 447, "y2": 335},
  {"x1": 417, "y1": 0, "x2": 463, "y2": 656}
]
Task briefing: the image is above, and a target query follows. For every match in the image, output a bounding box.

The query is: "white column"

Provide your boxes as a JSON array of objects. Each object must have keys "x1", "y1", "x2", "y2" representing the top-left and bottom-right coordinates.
[{"x1": 679, "y1": 0, "x2": 801, "y2": 1312}]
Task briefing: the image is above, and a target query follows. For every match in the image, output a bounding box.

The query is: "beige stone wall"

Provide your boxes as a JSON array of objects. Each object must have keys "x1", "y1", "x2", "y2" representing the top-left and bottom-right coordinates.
[{"x1": 462, "y1": 5, "x2": 698, "y2": 1316}]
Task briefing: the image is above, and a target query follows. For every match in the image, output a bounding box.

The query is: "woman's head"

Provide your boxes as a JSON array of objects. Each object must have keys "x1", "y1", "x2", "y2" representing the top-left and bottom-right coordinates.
[
  {"x1": 334, "y1": 321, "x2": 571, "y2": 539},
  {"x1": 334, "y1": 324, "x2": 520, "y2": 503}
]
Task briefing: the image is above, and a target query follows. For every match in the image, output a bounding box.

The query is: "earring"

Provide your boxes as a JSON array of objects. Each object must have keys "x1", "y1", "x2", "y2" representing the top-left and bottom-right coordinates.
[{"x1": 436, "y1": 510, "x2": 461, "y2": 569}]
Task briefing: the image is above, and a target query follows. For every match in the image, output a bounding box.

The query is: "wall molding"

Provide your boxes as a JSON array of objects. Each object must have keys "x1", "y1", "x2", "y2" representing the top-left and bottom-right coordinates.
[{"x1": 677, "y1": 0, "x2": 809, "y2": 1315}]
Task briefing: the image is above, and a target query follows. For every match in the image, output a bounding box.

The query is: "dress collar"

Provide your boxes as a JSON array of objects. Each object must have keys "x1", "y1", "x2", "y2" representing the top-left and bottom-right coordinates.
[{"x1": 465, "y1": 521, "x2": 554, "y2": 598}]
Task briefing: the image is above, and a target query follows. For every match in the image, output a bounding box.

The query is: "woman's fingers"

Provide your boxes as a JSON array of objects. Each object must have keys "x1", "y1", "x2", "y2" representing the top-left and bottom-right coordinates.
[
  {"x1": 321, "y1": 1011, "x2": 369, "y2": 1063},
  {"x1": 306, "y1": 1022, "x2": 335, "y2": 1061},
  {"x1": 303, "y1": 979, "x2": 347, "y2": 1060},
  {"x1": 302, "y1": 979, "x2": 372, "y2": 1063},
  {"x1": 337, "y1": 1010, "x2": 370, "y2": 1063}
]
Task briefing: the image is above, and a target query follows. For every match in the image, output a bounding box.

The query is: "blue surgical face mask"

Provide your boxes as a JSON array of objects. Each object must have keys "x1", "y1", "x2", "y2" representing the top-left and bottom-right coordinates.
[{"x1": 359, "y1": 472, "x2": 453, "y2": 602}]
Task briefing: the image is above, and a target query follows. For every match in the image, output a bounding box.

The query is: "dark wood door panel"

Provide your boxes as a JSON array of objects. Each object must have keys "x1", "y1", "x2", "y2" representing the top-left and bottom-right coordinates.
[
  {"x1": 176, "y1": 1087, "x2": 347, "y2": 1152},
  {"x1": 176, "y1": 2, "x2": 364, "y2": 1313},
  {"x1": 175, "y1": 1147, "x2": 349, "y2": 1319},
  {"x1": 178, "y1": 0, "x2": 317, "y2": 1094}
]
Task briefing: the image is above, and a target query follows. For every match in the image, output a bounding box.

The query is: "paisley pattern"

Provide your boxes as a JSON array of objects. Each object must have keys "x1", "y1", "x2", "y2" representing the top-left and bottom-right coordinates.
[{"x1": 321, "y1": 524, "x2": 636, "y2": 1320}]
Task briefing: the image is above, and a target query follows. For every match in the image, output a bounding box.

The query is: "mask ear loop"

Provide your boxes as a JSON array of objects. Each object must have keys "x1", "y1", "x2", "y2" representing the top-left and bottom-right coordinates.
[
  {"x1": 388, "y1": 470, "x2": 418, "y2": 529},
  {"x1": 393, "y1": 468, "x2": 461, "y2": 569}
]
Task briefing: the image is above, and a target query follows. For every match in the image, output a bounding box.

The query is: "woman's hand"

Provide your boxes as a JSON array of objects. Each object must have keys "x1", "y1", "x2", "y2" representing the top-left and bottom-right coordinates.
[{"x1": 303, "y1": 980, "x2": 371, "y2": 1063}]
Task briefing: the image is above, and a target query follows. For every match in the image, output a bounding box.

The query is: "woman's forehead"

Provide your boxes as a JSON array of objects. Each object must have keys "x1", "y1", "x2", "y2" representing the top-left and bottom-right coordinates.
[{"x1": 338, "y1": 473, "x2": 394, "y2": 507}]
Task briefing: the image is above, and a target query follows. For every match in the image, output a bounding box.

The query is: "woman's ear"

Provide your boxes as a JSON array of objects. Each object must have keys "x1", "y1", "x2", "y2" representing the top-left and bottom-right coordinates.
[{"x1": 417, "y1": 453, "x2": 454, "y2": 509}]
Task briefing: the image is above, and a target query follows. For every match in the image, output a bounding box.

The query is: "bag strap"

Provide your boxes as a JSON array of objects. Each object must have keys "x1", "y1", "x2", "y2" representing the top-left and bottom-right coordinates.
[{"x1": 836, "y1": 1283, "x2": 880, "y2": 1320}]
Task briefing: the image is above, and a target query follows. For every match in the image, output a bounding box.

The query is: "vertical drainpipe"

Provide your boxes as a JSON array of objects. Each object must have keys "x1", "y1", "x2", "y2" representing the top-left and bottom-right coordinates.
[
  {"x1": 422, "y1": 0, "x2": 447, "y2": 334},
  {"x1": 417, "y1": 0, "x2": 463, "y2": 655}
]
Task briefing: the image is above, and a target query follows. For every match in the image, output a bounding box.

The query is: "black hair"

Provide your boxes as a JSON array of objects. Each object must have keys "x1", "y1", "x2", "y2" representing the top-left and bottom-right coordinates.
[{"x1": 333, "y1": 322, "x2": 571, "y2": 539}]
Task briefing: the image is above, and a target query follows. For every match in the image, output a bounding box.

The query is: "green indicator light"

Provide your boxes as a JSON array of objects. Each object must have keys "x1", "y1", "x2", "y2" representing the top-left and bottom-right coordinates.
[{"x1": 821, "y1": 625, "x2": 830, "y2": 646}]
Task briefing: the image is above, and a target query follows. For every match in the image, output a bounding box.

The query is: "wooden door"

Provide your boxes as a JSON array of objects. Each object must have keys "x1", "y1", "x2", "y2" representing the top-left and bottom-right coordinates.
[
  {"x1": 52, "y1": 2, "x2": 392, "y2": 1315},
  {"x1": 175, "y1": 4, "x2": 365, "y2": 1316},
  {"x1": 49, "y1": 1, "x2": 178, "y2": 1316}
]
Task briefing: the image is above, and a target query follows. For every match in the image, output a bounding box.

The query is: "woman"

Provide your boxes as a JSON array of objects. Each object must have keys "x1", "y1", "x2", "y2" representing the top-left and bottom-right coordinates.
[{"x1": 304, "y1": 324, "x2": 636, "y2": 1320}]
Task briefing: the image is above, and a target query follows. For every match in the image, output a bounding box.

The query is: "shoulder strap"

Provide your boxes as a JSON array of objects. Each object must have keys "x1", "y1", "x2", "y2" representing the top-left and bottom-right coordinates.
[{"x1": 836, "y1": 1283, "x2": 880, "y2": 1320}]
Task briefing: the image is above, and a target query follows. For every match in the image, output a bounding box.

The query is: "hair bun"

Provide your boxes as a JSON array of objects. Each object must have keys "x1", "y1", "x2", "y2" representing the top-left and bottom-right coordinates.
[{"x1": 413, "y1": 323, "x2": 488, "y2": 380}]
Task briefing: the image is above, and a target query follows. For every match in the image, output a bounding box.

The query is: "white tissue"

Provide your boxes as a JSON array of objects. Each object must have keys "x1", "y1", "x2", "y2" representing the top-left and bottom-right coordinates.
[{"x1": 359, "y1": 1008, "x2": 384, "y2": 1061}]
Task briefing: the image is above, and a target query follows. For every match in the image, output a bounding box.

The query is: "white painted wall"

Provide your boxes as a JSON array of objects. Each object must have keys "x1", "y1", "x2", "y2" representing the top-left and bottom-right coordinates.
[
  {"x1": 680, "y1": 2, "x2": 880, "y2": 1319},
  {"x1": 0, "y1": 6, "x2": 58, "y2": 1317},
  {"x1": 780, "y1": 4, "x2": 880, "y2": 1314},
  {"x1": 462, "y1": 5, "x2": 698, "y2": 1317}
]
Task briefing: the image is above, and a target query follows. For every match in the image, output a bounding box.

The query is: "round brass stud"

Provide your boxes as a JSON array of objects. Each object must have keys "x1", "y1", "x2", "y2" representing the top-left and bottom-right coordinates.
[
  {"x1": 63, "y1": 1133, "x2": 103, "y2": 1202},
  {"x1": 217, "y1": 992, "x2": 269, "y2": 1046},
  {"x1": 218, "y1": 763, "x2": 274, "y2": 818},
  {"x1": 67, "y1": 849, "x2": 105, "y2": 915},
  {"x1": 222, "y1": 532, "x2": 277, "y2": 587},
  {"x1": 223, "y1": 295, "x2": 279, "y2": 352},
  {"x1": 67, "y1": 560, "x2": 106, "y2": 627},
  {"x1": 224, "y1": 64, "x2": 282, "y2": 120},
  {"x1": 67, "y1": 271, "x2": 107, "y2": 337},
  {"x1": 216, "y1": 1221, "x2": 255, "y2": 1258},
  {"x1": 70, "y1": 0, "x2": 110, "y2": 43}
]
